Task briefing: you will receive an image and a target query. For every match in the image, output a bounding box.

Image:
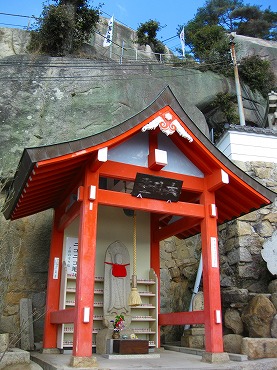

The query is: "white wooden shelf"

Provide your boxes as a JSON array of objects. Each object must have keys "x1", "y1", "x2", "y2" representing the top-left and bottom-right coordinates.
[
  {"x1": 95, "y1": 276, "x2": 104, "y2": 282},
  {"x1": 133, "y1": 329, "x2": 156, "y2": 334},
  {"x1": 65, "y1": 288, "x2": 104, "y2": 294},
  {"x1": 139, "y1": 291, "x2": 155, "y2": 296},
  {"x1": 131, "y1": 316, "x2": 155, "y2": 321},
  {"x1": 58, "y1": 260, "x2": 158, "y2": 350},
  {"x1": 137, "y1": 279, "x2": 155, "y2": 285},
  {"x1": 132, "y1": 304, "x2": 155, "y2": 309},
  {"x1": 65, "y1": 300, "x2": 75, "y2": 306}
]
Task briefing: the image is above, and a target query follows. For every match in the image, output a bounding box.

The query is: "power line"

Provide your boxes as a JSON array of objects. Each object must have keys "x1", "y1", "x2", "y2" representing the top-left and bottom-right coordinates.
[
  {"x1": 161, "y1": 35, "x2": 178, "y2": 42},
  {"x1": 0, "y1": 12, "x2": 38, "y2": 19},
  {"x1": 0, "y1": 22, "x2": 27, "y2": 28}
]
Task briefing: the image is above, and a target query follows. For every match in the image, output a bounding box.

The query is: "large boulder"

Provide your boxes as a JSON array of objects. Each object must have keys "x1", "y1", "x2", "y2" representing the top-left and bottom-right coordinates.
[
  {"x1": 271, "y1": 293, "x2": 277, "y2": 311},
  {"x1": 221, "y1": 287, "x2": 249, "y2": 308},
  {"x1": 268, "y1": 279, "x2": 277, "y2": 294},
  {"x1": 271, "y1": 314, "x2": 277, "y2": 338},
  {"x1": 241, "y1": 294, "x2": 276, "y2": 337},
  {"x1": 242, "y1": 337, "x2": 277, "y2": 359},
  {"x1": 235, "y1": 34, "x2": 277, "y2": 79},
  {"x1": 224, "y1": 308, "x2": 244, "y2": 334},
  {"x1": 223, "y1": 334, "x2": 243, "y2": 354}
]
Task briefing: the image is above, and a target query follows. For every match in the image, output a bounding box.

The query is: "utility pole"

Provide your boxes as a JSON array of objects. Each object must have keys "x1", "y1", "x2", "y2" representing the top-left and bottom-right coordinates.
[{"x1": 230, "y1": 33, "x2": 246, "y2": 126}]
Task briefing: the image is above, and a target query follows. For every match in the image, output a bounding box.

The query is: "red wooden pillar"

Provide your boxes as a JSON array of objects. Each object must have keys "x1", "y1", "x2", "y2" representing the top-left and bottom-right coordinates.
[
  {"x1": 43, "y1": 209, "x2": 64, "y2": 349},
  {"x1": 72, "y1": 167, "x2": 99, "y2": 358},
  {"x1": 200, "y1": 185, "x2": 223, "y2": 353},
  {"x1": 150, "y1": 213, "x2": 161, "y2": 347}
]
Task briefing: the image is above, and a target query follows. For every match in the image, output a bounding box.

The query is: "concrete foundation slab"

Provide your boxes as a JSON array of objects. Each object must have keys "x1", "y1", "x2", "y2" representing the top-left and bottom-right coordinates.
[
  {"x1": 228, "y1": 353, "x2": 248, "y2": 362},
  {"x1": 30, "y1": 348, "x2": 277, "y2": 370},
  {"x1": 102, "y1": 353, "x2": 160, "y2": 359},
  {"x1": 40, "y1": 348, "x2": 61, "y2": 354},
  {"x1": 163, "y1": 344, "x2": 248, "y2": 362},
  {"x1": 201, "y1": 351, "x2": 230, "y2": 363},
  {"x1": 70, "y1": 355, "x2": 98, "y2": 368},
  {"x1": 1, "y1": 361, "x2": 43, "y2": 370}
]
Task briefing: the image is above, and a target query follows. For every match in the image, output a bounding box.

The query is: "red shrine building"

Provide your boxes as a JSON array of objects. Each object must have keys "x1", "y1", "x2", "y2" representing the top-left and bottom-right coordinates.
[{"x1": 3, "y1": 87, "x2": 276, "y2": 363}]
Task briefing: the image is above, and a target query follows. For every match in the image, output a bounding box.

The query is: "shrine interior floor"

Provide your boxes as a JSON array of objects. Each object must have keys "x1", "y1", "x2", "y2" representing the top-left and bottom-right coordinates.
[{"x1": 30, "y1": 345, "x2": 277, "y2": 370}]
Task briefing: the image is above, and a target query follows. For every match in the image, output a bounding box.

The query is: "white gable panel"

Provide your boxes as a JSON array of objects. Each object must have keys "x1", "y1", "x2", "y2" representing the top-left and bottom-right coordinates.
[
  {"x1": 158, "y1": 133, "x2": 204, "y2": 177},
  {"x1": 108, "y1": 131, "x2": 204, "y2": 177},
  {"x1": 108, "y1": 131, "x2": 149, "y2": 166}
]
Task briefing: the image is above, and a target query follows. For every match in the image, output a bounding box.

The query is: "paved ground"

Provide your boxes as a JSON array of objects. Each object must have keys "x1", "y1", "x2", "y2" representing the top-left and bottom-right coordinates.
[
  {"x1": 30, "y1": 348, "x2": 277, "y2": 370},
  {"x1": 2, "y1": 362, "x2": 42, "y2": 370}
]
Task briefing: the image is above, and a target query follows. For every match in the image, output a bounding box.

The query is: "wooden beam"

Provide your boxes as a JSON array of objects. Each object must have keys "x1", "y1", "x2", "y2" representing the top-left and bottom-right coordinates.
[
  {"x1": 43, "y1": 209, "x2": 64, "y2": 349},
  {"x1": 90, "y1": 147, "x2": 108, "y2": 172},
  {"x1": 200, "y1": 187, "x2": 224, "y2": 353},
  {"x1": 159, "y1": 310, "x2": 205, "y2": 326},
  {"x1": 156, "y1": 216, "x2": 203, "y2": 241},
  {"x1": 99, "y1": 161, "x2": 204, "y2": 192},
  {"x1": 206, "y1": 169, "x2": 229, "y2": 192},
  {"x1": 223, "y1": 179, "x2": 263, "y2": 209},
  {"x1": 35, "y1": 154, "x2": 87, "y2": 173},
  {"x1": 50, "y1": 308, "x2": 75, "y2": 324},
  {"x1": 149, "y1": 129, "x2": 158, "y2": 153},
  {"x1": 73, "y1": 169, "x2": 99, "y2": 357},
  {"x1": 148, "y1": 149, "x2": 167, "y2": 171},
  {"x1": 58, "y1": 201, "x2": 81, "y2": 231},
  {"x1": 22, "y1": 178, "x2": 74, "y2": 196},
  {"x1": 98, "y1": 189, "x2": 205, "y2": 218}
]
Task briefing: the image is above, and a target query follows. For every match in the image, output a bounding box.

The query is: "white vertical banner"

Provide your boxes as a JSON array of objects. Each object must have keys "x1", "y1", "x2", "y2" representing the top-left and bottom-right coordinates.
[
  {"x1": 211, "y1": 237, "x2": 218, "y2": 268},
  {"x1": 53, "y1": 257, "x2": 60, "y2": 279},
  {"x1": 103, "y1": 15, "x2": 114, "y2": 47},
  {"x1": 179, "y1": 27, "x2": 185, "y2": 58},
  {"x1": 65, "y1": 237, "x2": 78, "y2": 276}
]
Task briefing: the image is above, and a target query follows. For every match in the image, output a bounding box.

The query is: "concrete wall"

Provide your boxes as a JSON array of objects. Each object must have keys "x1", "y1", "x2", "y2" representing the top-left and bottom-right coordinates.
[{"x1": 217, "y1": 130, "x2": 277, "y2": 163}]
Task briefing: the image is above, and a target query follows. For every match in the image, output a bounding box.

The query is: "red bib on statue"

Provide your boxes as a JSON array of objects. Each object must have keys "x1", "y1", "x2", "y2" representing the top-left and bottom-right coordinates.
[
  {"x1": 112, "y1": 264, "x2": 127, "y2": 277},
  {"x1": 105, "y1": 262, "x2": 129, "y2": 277}
]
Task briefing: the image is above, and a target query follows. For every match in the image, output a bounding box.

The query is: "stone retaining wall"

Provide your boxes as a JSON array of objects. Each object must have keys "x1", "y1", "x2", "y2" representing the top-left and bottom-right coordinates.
[{"x1": 0, "y1": 207, "x2": 52, "y2": 343}]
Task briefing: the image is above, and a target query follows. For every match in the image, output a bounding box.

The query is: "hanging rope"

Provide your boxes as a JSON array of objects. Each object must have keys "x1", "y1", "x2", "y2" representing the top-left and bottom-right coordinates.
[
  {"x1": 133, "y1": 212, "x2": 137, "y2": 276},
  {"x1": 128, "y1": 212, "x2": 142, "y2": 306}
]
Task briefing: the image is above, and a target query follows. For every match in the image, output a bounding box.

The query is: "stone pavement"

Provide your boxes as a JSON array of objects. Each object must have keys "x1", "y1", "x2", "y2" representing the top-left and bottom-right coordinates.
[
  {"x1": 2, "y1": 362, "x2": 42, "y2": 370},
  {"x1": 30, "y1": 347, "x2": 277, "y2": 370}
]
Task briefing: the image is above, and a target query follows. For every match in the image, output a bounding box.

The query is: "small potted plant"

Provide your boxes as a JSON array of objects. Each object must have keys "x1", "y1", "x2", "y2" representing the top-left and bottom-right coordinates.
[{"x1": 111, "y1": 314, "x2": 125, "y2": 339}]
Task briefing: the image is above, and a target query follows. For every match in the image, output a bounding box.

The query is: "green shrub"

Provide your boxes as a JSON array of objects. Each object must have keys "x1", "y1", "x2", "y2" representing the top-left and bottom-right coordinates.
[
  {"x1": 239, "y1": 55, "x2": 276, "y2": 97},
  {"x1": 136, "y1": 20, "x2": 166, "y2": 56},
  {"x1": 28, "y1": 1, "x2": 100, "y2": 56}
]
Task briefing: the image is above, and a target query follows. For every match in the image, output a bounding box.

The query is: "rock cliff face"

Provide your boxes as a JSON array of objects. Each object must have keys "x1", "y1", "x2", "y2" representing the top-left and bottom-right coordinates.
[
  {"x1": 0, "y1": 26, "x2": 274, "y2": 177},
  {"x1": 235, "y1": 34, "x2": 277, "y2": 79}
]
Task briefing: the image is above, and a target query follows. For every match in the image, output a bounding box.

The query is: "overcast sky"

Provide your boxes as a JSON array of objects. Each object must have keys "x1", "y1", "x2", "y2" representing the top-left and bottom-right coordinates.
[{"x1": 0, "y1": 0, "x2": 276, "y2": 50}]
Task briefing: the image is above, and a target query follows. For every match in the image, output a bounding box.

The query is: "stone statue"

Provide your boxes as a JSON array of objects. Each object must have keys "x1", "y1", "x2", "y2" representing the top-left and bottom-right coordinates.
[
  {"x1": 103, "y1": 241, "x2": 131, "y2": 328},
  {"x1": 96, "y1": 241, "x2": 133, "y2": 354}
]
